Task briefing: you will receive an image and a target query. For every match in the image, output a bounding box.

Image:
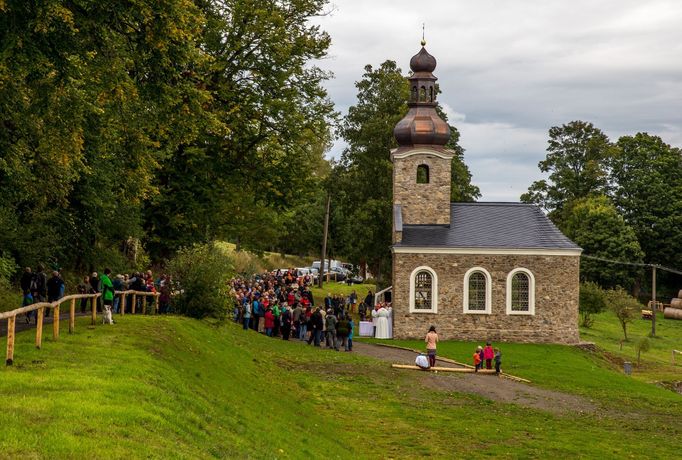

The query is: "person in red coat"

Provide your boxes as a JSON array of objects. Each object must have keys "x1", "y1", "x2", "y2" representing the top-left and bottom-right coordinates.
[
  {"x1": 264, "y1": 308, "x2": 275, "y2": 337},
  {"x1": 483, "y1": 342, "x2": 494, "y2": 369}
]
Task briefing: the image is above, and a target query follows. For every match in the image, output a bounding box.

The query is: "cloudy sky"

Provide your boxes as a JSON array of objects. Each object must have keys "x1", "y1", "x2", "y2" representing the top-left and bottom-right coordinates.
[{"x1": 313, "y1": 0, "x2": 682, "y2": 201}]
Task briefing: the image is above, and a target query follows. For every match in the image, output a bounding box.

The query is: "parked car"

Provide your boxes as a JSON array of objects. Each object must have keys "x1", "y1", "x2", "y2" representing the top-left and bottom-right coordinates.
[{"x1": 323, "y1": 266, "x2": 347, "y2": 282}]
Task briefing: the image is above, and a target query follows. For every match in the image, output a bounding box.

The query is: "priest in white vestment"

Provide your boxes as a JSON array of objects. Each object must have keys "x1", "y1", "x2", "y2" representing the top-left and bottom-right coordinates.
[{"x1": 372, "y1": 306, "x2": 390, "y2": 339}]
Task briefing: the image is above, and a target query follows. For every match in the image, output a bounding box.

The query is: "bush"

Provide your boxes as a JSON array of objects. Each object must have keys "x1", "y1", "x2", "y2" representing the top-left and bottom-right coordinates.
[
  {"x1": 167, "y1": 243, "x2": 234, "y2": 320},
  {"x1": 604, "y1": 287, "x2": 639, "y2": 341},
  {"x1": 579, "y1": 282, "x2": 607, "y2": 328}
]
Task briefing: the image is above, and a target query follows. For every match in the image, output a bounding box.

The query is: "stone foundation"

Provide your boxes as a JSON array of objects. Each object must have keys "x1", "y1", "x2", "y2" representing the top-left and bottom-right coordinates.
[{"x1": 391, "y1": 252, "x2": 580, "y2": 344}]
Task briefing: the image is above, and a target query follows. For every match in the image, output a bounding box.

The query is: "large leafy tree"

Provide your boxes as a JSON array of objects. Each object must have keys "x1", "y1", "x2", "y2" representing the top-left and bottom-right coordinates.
[
  {"x1": 0, "y1": 0, "x2": 210, "y2": 270},
  {"x1": 145, "y1": 0, "x2": 336, "y2": 258},
  {"x1": 562, "y1": 196, "x2": 644, "y2": 289},
  {"x1": 521, "y1": 120, "x2": 613, "y2": 224},
  {"x1": 335, "y1": 60, "x2": 479, "y2": 283},
  {"x1": 609, "y1": 133, "x2": 682, "y2": 269}
]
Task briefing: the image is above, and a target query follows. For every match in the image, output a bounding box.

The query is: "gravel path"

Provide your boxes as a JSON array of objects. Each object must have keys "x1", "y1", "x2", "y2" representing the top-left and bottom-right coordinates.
[{"x1": 351, "y1": 341, "x2": 596, "y2": 416}]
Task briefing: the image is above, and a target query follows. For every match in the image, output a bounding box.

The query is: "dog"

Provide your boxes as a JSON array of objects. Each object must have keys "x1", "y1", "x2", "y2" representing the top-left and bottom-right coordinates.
[{"x1": 102, "y1": 305, "x2": 115, "y2": 325}]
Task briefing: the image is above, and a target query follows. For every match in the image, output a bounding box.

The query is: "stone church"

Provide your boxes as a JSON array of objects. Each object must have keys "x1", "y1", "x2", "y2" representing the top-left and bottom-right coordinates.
[{"x1": 390, "y1": 44, "x2": 581, "y2": 344}]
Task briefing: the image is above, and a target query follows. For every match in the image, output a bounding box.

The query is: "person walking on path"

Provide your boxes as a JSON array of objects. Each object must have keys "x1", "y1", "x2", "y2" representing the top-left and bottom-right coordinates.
[
  {"x1": 494, "y1": 348, "x2": 502, "y2": 375},
  {"x1": 20, "y1": 267, "x2": 34, "y2": 324},
  {"x1": 77, "y1": 276, "x2": 91, "y2": 314},
  {"x1": 34, "y1": 264, "x2": 48, "y2": 316},
  {"x1": 425, "y1": 326, "x2": 439, "y2": 368},
  {"x1": 483, "y1": 342, "x2": 494, "y2": 370}
]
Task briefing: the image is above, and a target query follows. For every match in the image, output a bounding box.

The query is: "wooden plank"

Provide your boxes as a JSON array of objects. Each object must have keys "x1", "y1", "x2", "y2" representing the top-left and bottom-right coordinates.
[
  {"x1": 120, "y1": 294, "x2": 125, "y2": 316},
  {"x1": 69, "y1": 298, "x2": 76, "y2": 334},
  {"x1": 6, "y1": 316, "x2": 15, "y2": 365},
  {"x1": 53, "y1": 305, "x2": 60, "y2": 340},
  {"x1": 132, "y1": 294, "x2": 136, "y2": 315},
  {"x1": 36, "y1": 307, "x2": 44, "y2": 349},
  {"x1": 154, "y1": 294, "x2": 160, "y2": 314},
  {"x1": 391, "y1": 364, "x2": 497, "y2": 374}
]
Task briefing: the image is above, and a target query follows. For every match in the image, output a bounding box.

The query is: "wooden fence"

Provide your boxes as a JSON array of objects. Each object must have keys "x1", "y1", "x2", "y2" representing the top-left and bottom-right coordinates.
[{"x1": 1, "y1": 290, "x2": 160, "y2": 366}]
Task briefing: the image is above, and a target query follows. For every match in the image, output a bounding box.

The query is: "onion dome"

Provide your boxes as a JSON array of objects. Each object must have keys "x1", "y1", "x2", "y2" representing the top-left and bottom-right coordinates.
[{"x1": 394, "y1": 43, "x2": 451, "y2": 147}]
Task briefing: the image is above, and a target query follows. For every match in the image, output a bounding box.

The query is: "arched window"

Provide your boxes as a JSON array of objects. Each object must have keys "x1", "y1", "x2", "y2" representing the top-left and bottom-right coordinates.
[
  {"x1": 463, "y1": 267, "x2": 492, "y2": 314},
  {"x1": 416, "y1": 164, "x2": 429, "y2": 184},
  {"x1": 419, "y1": 86, "x2": 426, "y2": 101},
  {"x1": 409, "y1": 266, "x2": 438, "y2": 313},
  {"x1": 429, "y1": 86, "x2": 434, "y2": 102},
  {"x1": 506, "y1": 268, "x2": 535, "y2": 315},
  {"x1": 411, "y1": 86, "x2": 418, "y2": 102}
]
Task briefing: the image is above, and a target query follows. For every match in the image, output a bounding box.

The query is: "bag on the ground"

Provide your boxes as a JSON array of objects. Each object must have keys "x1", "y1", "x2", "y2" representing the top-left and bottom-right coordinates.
[{"x1": 415, "y1": 354, "x2": 430, "y2": 369}]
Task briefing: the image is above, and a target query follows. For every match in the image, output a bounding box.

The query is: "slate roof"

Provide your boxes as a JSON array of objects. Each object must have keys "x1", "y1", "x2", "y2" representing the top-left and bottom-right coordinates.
[{"x1": 395, "y1": 202, "x2": 581, "y2": 250}]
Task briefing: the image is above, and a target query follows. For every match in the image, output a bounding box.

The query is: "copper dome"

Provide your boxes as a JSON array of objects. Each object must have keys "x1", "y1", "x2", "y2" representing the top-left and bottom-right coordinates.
[
  {"x1": 393, "y1": 44, "x2": 451, "y2": 147},
  {"x1": 410, "y1": 47, "x2": 437, "y2": 73}
]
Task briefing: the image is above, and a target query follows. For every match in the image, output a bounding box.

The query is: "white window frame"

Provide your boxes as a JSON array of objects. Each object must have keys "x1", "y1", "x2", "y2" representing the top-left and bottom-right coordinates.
[
  {"x1": 463, "y1": 267, "x2": 492, "y2": 314},
  {"x1": 409, "y1": 266, "x2": 438, "y2": 314},
  {"x1": 506, "y1": 268, "x2": 535, "y2": 315}
]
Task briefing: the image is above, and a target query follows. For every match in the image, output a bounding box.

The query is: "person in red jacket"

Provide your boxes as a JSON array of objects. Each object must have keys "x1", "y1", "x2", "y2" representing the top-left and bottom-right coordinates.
[
  {"x1": 264, "y1": 308, "x2": 275, "y2": 337},
  {"x1": 483, "y1": 342, "x2": 494, "y2": 369}
]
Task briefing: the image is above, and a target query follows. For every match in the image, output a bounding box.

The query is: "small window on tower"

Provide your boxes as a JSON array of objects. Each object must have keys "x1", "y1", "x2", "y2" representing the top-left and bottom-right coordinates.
[
  {"x1": 429, "y1": 86, "x2": 434, "y2": 102},
  {"x1": 417, "y1": 164, "x2": 429, "y2": 184},
  {"x1": 411, "y1": 86, "x2": 418, "y2": 101},
  {"x1": 419, "y1": 86, "x2": 426, "y2": 101}
]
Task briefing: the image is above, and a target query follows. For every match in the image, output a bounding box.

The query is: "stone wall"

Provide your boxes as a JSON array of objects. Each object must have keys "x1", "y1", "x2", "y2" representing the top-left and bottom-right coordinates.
[
  {"x1": 393, "y1": 153, "x2": 451, "y2": 226},
  {"x1": 391, "y1": 252, "x2": 580, "y2": 344}
]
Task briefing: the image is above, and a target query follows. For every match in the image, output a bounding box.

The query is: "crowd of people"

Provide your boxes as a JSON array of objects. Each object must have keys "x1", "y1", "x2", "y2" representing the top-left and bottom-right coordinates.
[
  {"x1": 19, "y1": 265, "x2": 172, "y2": 323},
  {"x1": 230, "y1": 269, "x2": 373, "y2": 351}
]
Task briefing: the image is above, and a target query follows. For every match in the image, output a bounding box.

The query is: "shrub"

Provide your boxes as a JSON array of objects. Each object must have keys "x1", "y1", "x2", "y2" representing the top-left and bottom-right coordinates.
[
  {"x1": 579, "y1": 282, "x2": 607, "y2": 328},
  {"x1": 635, "y1": 336, "x2": 650, "y2": 366},
  {"x1": 604, "y1": 287, "x2": 639, "y2": 341},
  {"x1": 166, "y1": 243, "x2": 234, "y2": 319}
]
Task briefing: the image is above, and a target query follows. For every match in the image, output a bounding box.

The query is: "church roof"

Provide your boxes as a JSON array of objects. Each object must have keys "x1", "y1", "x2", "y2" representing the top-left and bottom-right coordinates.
[{"x1": 395, "y1": 202, "x2": 581, "y2": 251}]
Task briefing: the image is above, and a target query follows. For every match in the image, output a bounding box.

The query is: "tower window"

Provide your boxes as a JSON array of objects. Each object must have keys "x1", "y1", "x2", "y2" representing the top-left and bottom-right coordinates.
[
  {"x1": 429, "y1": 86, "x2": 434, "y2": 102},
  {"x1": 419, "y1": 86, "x2": 426, "y2": 101},
  {"x1": 416, "y1": 165, "x2": 429, "y2": 184},
  {"x1": 411, "y1": 86, "x2": 418, "y2": 102}
]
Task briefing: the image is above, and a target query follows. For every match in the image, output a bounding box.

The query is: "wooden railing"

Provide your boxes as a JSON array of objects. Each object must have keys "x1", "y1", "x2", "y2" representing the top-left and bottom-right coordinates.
[{"x1": 1, "y1": 290, "x2": 160, "y2": 366}]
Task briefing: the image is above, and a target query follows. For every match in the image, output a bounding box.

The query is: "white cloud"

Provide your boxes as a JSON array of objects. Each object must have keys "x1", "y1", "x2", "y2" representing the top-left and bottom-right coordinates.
[{"x1": 315, "y1": 0, "x2": 682, "y2": 200}]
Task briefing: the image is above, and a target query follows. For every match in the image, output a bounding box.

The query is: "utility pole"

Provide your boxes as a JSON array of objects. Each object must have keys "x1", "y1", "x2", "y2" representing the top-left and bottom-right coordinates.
[
  {"x1": 651, "y1": 265, "x2": 656, "y2": 337},
  {"x1": 318, "y1": 193, "x2": 331, "y2": 289}
]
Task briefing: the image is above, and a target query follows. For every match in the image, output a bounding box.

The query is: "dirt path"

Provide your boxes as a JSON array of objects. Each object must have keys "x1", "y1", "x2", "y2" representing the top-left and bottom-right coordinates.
[{"x1": 351, "y1": 341, "x2": 596, "y2": 416}]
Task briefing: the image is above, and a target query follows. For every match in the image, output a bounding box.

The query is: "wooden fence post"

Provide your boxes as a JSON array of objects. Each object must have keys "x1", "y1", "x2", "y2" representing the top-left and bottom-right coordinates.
[
  {"x1": 36, "y1": 307, "x2": 44, "y2": 349},
  {"x1": 69, "y1": 298, "x2": 76, "y2": 334},
  {"x1": 120, "y1": 294, "x2": 126, "y2": 316},
  {"x1": 132, "y1": 294, "x2": 137, "y2": 315},
  {"x1": 53, "y1": 304, "x2": 60, "y2": 340},
  {"x1": 91, "y1": 296, "x2": 96, "y2": 325},
  {"x1": 6, "y1": 316, "x2": 15, "y2": 365},
  {"x1": 154, "y1": 294, "x2": 160, "y2": 314}
]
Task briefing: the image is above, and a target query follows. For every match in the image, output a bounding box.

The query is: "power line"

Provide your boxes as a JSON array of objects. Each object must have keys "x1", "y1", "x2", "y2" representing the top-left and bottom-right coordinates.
[{"x1": 581, "y1": 254, "x2": 682, "y2": 276}]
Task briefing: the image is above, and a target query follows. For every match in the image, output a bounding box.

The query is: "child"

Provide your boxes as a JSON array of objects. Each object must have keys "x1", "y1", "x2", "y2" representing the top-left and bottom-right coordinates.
[
  {"x1": 478, "y1": 346, "x2": 485, "y2": 370},
  {"x1": 483, "y1": 341, "x2": 494, "y2": 369},
  {"x1": 473, "y1": 346, "x2": 482, "y2": 372},
  {"x1": 494, "y1": 348, "x2": 502, "y2": 375},
  {"x1": 425, "y1": 326, "x2": 439, "y2": 368}
]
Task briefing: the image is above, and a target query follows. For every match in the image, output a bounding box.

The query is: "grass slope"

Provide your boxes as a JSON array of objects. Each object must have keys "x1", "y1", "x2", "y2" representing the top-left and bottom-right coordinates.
[{"x1": 1, "y1": 316, "x2": 681, "y2": 458}]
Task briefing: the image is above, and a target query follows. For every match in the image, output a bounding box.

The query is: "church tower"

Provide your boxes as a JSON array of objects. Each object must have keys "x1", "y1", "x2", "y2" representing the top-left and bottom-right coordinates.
[{"x1": 392, "y1": 42, "x2": 454, "y2": 239}]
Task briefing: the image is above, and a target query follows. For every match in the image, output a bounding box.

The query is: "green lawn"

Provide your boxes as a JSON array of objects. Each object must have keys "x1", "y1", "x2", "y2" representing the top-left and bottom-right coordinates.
[
  {"x1": 310, "y1": 282, "x2": 375, "y2": 305},
  {"x1": 1, "y1": 314, "x2": 681, "y2": 458}
]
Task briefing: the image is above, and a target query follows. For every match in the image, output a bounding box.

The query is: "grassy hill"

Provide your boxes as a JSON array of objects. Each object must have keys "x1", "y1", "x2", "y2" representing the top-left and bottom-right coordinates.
[{"x1": 1, "y1": 315, "x2": 681, "y2": 458}]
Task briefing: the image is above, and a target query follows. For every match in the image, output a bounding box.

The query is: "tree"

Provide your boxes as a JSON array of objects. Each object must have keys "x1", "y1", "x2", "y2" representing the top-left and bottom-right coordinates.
[
  {"x1": 635, "y1": 336, "x2": 650, "y2": 366},
  {"x1": 144, "y1": 0, "x2": 336, "y2": 259},
  {"x1": 335, "y1": 61, "x2": 479, "y2": 283},
  {"x1": 579, "y1": 282, "x2": 607, "y2": 328},
  {"x1": 562, "y1": 196, "x2": 644, "y2": 289},
  {"x1": 609, "y1": 133, "x2": 682, "y2": 270},
  {"x1": 605, "y1": 287, "x2": 639, "y2": 341},
  {"x1": 521, "y1": 120, "x2": 613, "y2": 224}
]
